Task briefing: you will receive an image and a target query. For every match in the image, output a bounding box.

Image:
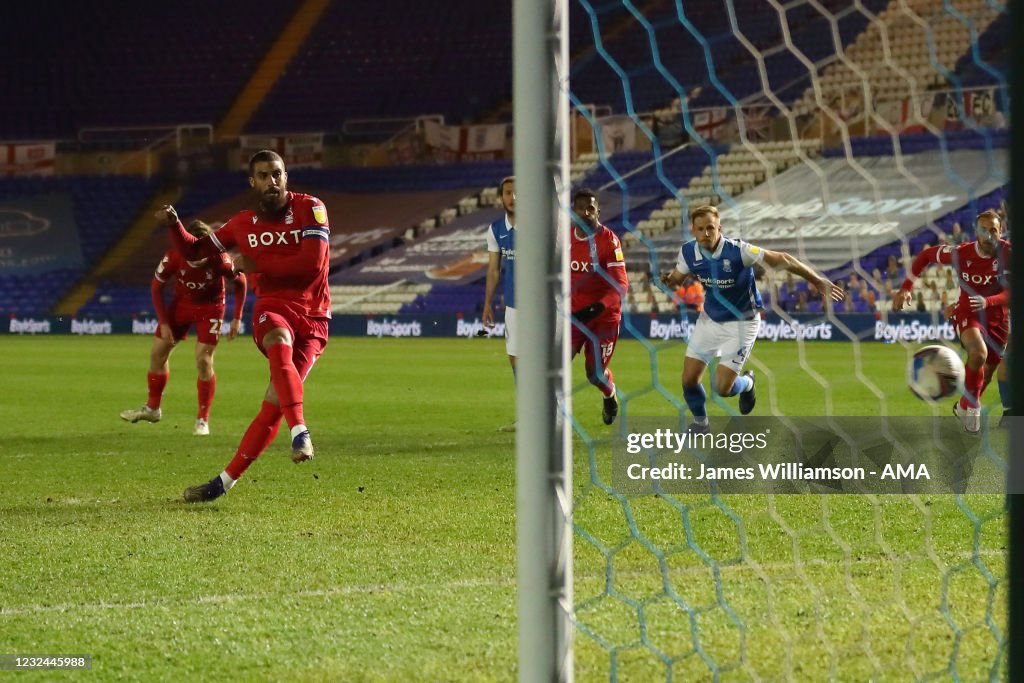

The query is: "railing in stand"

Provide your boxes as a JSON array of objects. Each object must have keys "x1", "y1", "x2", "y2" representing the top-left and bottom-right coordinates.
[{"x1": 77, "y1": 124, "x2": 213, "y2": 179}]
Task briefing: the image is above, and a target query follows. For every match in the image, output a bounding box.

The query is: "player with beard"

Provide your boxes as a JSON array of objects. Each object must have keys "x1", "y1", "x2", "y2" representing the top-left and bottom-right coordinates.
[
  {"x1": 894, "y1": 209, "x2": 1011, "y2": 433},
  {"x1": 159, "y1": 150, "x2": 332, "y2": 502},
  {"x1": 483, "y1": 176, "x2": 518, "y2": 374}
]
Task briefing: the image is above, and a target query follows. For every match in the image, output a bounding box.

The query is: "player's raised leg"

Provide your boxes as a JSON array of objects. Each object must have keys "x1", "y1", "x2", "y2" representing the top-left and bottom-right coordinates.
[
  {"x1": 250, "y1": 306, "x2": 316, "y2": 461},
  {"x1": 121, "y1": 332, "x2": 176, "y2": 423},
  {"x1": 280, "y1": 326, "x2": 327, "y2": 462},
  {"x1": 262, "y1": 327, "x2": 314, "y2": 462},
  {"x1": 183, "y1": 326, "x2": 326, "y2": 503},
  {"x1": 712, "y1": 319, "x2": 758, "y2": 415},
  {"x1": 713, "y1": 365, "x2": 756, "y2": 415},
  {"x1": 194, "y1": 341, "x2": 217, "y2": 436}
]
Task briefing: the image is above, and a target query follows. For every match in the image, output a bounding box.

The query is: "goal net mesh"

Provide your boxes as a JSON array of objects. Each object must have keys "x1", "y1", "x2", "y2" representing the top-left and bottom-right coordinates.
[{"x1": 564, "y1": 0, "x2": 1009, "y2": 679}]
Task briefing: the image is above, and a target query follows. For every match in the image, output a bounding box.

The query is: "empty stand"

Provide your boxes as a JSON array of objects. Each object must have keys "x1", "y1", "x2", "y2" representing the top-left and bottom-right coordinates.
[
  {"x1": 569, "y1": 0, "x2": 886, "y2": 114},
  {"x1": 247, "y1": 1, "x2": 513, "y2": 133},
  {"x1": 331, "y1": 282, "x2": 430, "y2": 315},
  {"x1": 401, "y1": 283, "x2": 486, "y2": 316},
  {"x1": 0, "y1": 176, "x2": 157, "y2": 314},
  {"x1": 791, "y1": 0, "x2": 1004, "y2": 116},
  {"x1": 0, "y1": 1, "x2": 300, "y2": 139}
]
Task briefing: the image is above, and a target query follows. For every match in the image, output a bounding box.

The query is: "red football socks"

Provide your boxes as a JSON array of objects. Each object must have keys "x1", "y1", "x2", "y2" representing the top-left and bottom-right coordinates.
[
  {"x1": 598, "y1": 370, "x2": 616, "y2": 399},
  {"x1": 959, "y1": 365, "x2": 985, "y2": 410},
  {"x1": 147, "y1": 371, "x2": 168, "y2": 410},
  {"x1": 225, "y1": 401, "x2": 283, "y2": 480},
  {"x1": 586, "y1": 356, "x2": 615, "y2": 398},
  {"x1": 197, "y1": 375, "x2": 216, "y2": 420},
  {"x1": 267, "y1": 343, "x2": 305, "y2": 429}
]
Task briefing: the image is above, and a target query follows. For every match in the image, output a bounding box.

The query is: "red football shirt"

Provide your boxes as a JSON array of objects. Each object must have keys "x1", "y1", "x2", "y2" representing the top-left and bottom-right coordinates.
[
  {"x1": 903, "y1": 239, "x2": 1011, "y2": 310},
  {"x1": 569, "y1": 224, "x2": 629, "y2": 324},
  {"x1": 170, "y1": 192, "x2": 332, "y2": 318},
  {"x1": 154, "y1": 250, "x2": 234, "y2": 307}
]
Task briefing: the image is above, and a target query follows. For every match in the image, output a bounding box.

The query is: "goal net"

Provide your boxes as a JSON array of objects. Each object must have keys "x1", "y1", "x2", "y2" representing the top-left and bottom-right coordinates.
[{"x1": 561, "y1": 0, "x2": 1010, "y2": 679}]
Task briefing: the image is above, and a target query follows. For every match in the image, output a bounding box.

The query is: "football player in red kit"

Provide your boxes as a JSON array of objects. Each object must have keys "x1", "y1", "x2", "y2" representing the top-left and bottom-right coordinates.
[
  {"x1": 893, "y1": 209, "x2": 1010, "y2": 433},
  {"x1": 120, "y1": 220, "x2": 246, "y2": 435},
  {"x1": 161, "y1": 150, "x2": 332, "y2": 502},
  {"x1": 569, "y1": 189, "x2": 629, "y2": 425}
]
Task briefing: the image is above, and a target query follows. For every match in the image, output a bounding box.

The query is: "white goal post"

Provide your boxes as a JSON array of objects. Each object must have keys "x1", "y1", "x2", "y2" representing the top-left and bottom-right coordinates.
[{"x1": 513, "y1": 0, "x2": 574, "y2": 681}]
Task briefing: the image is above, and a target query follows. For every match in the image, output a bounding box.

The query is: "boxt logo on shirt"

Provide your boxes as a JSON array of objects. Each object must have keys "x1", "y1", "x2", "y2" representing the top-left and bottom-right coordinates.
[{"x1": 247, "y1": 230, "x2": 302, "y2": 247}]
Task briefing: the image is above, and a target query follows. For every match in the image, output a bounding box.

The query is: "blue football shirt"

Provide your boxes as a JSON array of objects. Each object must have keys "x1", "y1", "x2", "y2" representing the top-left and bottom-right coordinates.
[
  {"x1": 486, "y1": 215, "x2": 516, "y2": 308},
  {"x1": 675, "y1": 236, "x2": 765, "y2": 322}
]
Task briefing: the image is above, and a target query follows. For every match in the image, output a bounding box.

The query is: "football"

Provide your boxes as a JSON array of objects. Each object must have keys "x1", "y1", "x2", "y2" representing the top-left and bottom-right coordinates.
[{"x1": 907, "y1": 345, "x2": 966, "y2": 401}]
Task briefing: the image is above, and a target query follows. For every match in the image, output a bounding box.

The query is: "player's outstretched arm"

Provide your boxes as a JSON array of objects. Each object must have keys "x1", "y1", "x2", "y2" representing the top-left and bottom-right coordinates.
[
  {"x1": 660, "y1": 268, "x2": 685, "y2": 289},
  {"x1": 898, "y1": 245, "x2": 949, "y2": 290},
  {"x1": 157, "y1": 205, "x2": 221, "y2": 260},
  {"x1": 894, "y1": 245, "x2": 951, "y2": 311},
  {"x1": 891, "y1": 289, "x2": 913, "y2": 311},
  {"x1": 761, "y1": 250, "x2": 844, "y2": 302}
]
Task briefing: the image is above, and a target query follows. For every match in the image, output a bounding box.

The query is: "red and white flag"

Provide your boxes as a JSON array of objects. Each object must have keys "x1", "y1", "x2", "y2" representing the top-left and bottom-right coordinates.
[
  {"x1": 692, "y1": 108, "x2": 728, "y2": 141},
  {"x1": 0, "y1": 143, "x2": 56, "y2": 176},
  {"x1": 742, "y1": 106, "x2": 772, "y2": 141}
]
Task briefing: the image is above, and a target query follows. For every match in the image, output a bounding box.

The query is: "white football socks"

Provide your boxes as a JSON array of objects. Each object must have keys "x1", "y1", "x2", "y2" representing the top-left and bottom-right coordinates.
[{"x1": 219, "y1": 471, "x2": 236, "y2": 491}]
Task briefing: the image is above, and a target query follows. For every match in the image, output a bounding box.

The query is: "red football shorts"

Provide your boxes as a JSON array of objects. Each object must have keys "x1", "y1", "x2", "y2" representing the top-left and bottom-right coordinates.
[
  {"x1": 952, "y1": 303, "x2": 1009, "y2": 363},
  {"x1": 159, "y1": 301, "x2": 226, "y2": 345},
  {"x1": 252, "y1": 300, "x2": 329, "y2": 380},
  {"x1": 571, "y1": 319, "x2": 620, "y2": 380}
]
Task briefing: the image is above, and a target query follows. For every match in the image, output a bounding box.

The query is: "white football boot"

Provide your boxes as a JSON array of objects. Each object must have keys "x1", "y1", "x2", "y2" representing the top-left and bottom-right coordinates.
[
  {"x1": 120, "y1": 405, "x2": 162, "y2": 423},
  {"x1": 953, "y1": 403, "x2": 980, "y2": 434},
  {"x1": 193, "y1": 418, "x2": 210, "y2": 436}
]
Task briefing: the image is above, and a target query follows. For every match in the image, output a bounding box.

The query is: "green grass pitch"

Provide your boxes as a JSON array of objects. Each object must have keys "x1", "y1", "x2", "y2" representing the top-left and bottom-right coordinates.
[{"x1": 0, "y1": 336, "x2": 1006, "y2": 681}]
